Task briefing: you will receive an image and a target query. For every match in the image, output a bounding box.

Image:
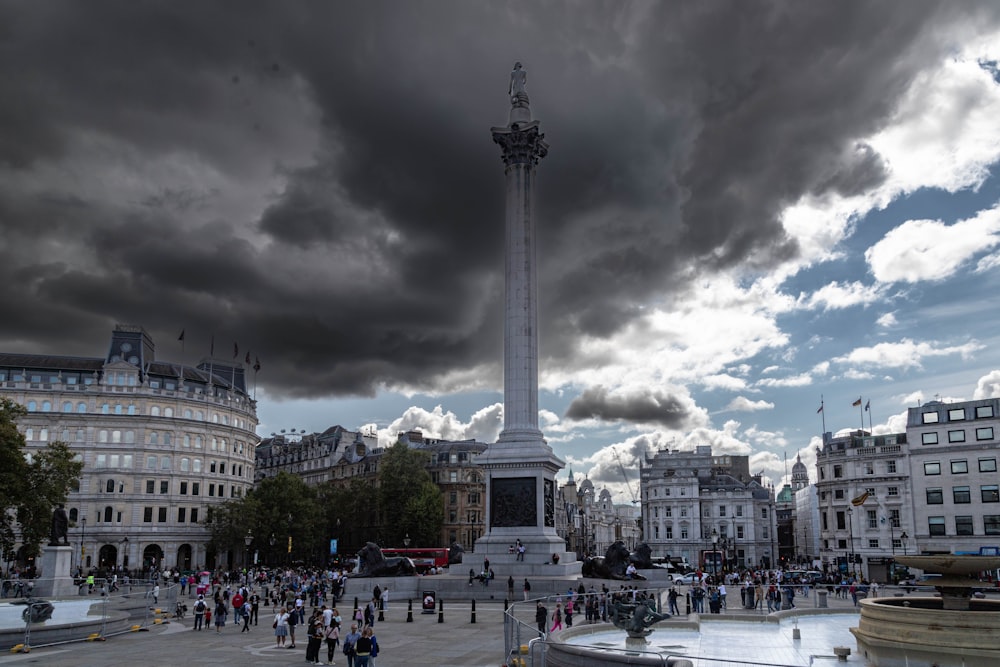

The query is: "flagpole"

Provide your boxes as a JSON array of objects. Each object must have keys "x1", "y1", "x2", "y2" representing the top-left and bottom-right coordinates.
[{"x1": 819, "y1": 395, "x2": 826, "y2": 436}]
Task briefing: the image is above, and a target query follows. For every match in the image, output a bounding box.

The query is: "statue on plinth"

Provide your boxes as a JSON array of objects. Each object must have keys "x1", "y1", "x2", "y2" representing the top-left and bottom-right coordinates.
[{"x1": 49, "y1": 504, "x2": 69, "y2": 546}]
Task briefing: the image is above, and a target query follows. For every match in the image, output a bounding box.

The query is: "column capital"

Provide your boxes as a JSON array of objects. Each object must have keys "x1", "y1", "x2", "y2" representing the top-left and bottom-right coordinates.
[{"x1": 492, "y1": 121, "x2": 548, "y2": 167}]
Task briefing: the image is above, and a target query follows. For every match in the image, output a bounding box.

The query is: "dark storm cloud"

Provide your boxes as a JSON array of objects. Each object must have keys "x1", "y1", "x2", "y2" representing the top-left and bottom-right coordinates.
[
  {"x1": 1, "y1": 0, "x2": 998, "y2": 406},
  {"x1": 565, "y1": 386, "x2": 693, "y2": 428}
]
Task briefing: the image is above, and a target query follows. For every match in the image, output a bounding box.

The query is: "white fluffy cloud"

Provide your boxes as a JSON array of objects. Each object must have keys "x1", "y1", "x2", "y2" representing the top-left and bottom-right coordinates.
[
  {"x1": 724, "y1": 396, "x2": 775, "y2": 412},
  {"x1": 376, "y1": 402, "x2": 503, "y2": 447},
  {"x1": 865, "y1": 207, "x2": 1000, "y2": 284},
  {"x1": 974, "y1": 370, "x2": 1000, "y2": 399},
  {"x1": 833, "y1": 338, "x2": 983, "y2": 371},
  {"x1": 797, "y1": 280, "x2": 884, "y2": 310}
]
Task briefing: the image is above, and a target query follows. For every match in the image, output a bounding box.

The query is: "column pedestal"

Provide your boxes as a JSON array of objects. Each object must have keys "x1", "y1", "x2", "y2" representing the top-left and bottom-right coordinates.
[{"x1": 34, "y1": 545, "x2": 77, "y2": 598}]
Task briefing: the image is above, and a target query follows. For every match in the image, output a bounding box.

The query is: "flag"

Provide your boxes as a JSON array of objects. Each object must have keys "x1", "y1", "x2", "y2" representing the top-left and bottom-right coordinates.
[
  {"x1": 245, "y1": 351, "x2": 251, "y2": 365},
  {"x1": 852, "y1": 397, "x2": 862, "y2": 407},
  {"x1": 817, "y1": 404, "x2": 824, "y2": 413},
  {"x1": 851, "y1": 491, "x2": 869, "y2": 506},
  {"x1": 233, "y1": 342, "x2": 239, "y2": 359},
  {"x1": 864, "y1": 400, "x2": 870, "y2": 412},
  {"x1": 253, "y1": 356, "x2": 261, "y2": 372},
  {"x1": 178, "y1": 329, "x2": 185, "y2": 342}
]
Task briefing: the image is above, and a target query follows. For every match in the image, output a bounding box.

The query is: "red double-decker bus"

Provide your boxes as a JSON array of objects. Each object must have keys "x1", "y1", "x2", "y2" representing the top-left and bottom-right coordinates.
[{"x1": 380, "y1": 547, "x2": 450, "y2": 573}]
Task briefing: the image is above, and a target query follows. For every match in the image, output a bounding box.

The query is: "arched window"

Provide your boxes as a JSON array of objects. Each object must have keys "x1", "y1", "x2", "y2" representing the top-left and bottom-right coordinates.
[
  {"x1": 62, "y1": 401, "x2": 73, "y2": 412},
  {"x1": 98, "y1": 430, "x2": 109, "y2": 443},
  {"x1": 75, "y1": 428, "x2": 85, "y2": 441},
  {"x1": 149, "y1": 432, "x2": 159, "y2": 445},
  {"x1": 180, "y1": 458, "x2": 190, "y2": 472},
  {"x1": 69, "y1": 508, "x2": 78, "y2": 522},
  {"x1": 194, "y1": 436, "x2": 203, "y2": 449},
  {"x1": 104, "y1": 506, "x2": 113, "y2": 523},
  {"x1": 111, "y1": 430, "x2": 122, "y2": 444},
  {"x1": 164, "y1": 432, "x2": 172, "y2": 445},
  {"x1": 106, "y1": 479, "x2": 115, "y2": 493},
  {"x1": 183, "y1": 434, "x2": 191, "y2": 448},
  {"x1": 24, "y1": 428, "x2": 34, "y2": 441},
  {"x1": 61, "y1": 429, "x2": 70, "y2": 441},
  {"x1": 193, "y1": 459, "x2": 202, "y2": 473},
  {"x1": 39, "y1": 428, "x2": 49, "y2": 441},
  {"x1": 160, "y1": 456, "x2": 171, "y2": 470},
  {"x1": 150, "y1": 406, "x2": 161, "y2": 417},
  {"x1": 114, "y1": 404, "x2": 123, "y2": 415},
  {"x1": 164, "y1": 407, "x2": 173, "y2": 418},
  {"x1": 41, "y1": 401, "x2": 51, "y2": 412},
  {"x1": 220, "y1": 462, "x2": 226, "y2": 475},
  {"x1": 127, "y1": 404, "x2": 136, "y2": 415},
  {"x1": 195, "y1": 411, "x2": 204, "y2": 421},
  {"x1": 184, "y1": 409, "x2": 192, "y2": 419},
  {"x1": 124, "y1": 431, "x2": 135, "y2": 444},
  {"x1": 101, "y1": 404, "x2": 110, "y2": 414},
  {"x1": 26, "y1": 401, "x2": 37, "y2": 411}
]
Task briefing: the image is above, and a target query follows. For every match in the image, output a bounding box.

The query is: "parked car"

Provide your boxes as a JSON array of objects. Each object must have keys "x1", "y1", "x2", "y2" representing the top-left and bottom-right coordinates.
[{"x1": 672, "y1": 572, "x2": 705, "y2": 585}]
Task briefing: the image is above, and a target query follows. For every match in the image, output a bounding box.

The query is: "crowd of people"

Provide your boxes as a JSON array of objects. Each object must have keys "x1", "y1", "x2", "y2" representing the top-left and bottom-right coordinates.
[{"x1": 183, "y1": 566, "x2": 384, "y2": 666}]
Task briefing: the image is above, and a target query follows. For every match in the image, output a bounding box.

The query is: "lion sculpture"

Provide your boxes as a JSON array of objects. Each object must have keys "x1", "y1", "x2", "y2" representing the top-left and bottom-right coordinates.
[
  {"x1": 356, "y1": 542, "x2": 417, "y2": 577},
  {"x1": 581, "y1": 540, "x2": 647, "y2": 580},
  {"x1": 448, "y1": 542, "x2": 464, "y2": 564}
]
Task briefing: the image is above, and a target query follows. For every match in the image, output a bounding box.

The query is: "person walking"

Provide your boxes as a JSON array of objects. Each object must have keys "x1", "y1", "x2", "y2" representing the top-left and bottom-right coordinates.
[
  {"x1": 523, "y1": 579, "x2": 531, "y2": 601},
  {"x1": 152, "y1": 583, "x2": 160, "y2": 605},
  {"x1": 273, "y1": 607, "x2": 289, "y2": 648},
  {"x1": 287, "y1": 603, "x2": 299, "y2": 648},
  {"x1": 324, "y1": 618, "x2": 340, "y2": 665},
  {"x1": 214, "y1": 598, "x2": 227, "y2": 633},
  {"x1": 342, "y1": 622, "x2": 362, "y2": 667},
  {"x1": 507, "y1": 575, "x2": 515, "y2": 600},
  {"x1": 550, "y1": 603, "x2": 563, "y2": 633},
  {"x1": 354, "y1": 626, "x2": 374, "y2": 666},
  {"x1": 193, "y1": 594, "x2": 207, "y2": 630},
  {"x1": 534, "y1": 600, "x2": 547, "y2": 637},
  {"x1": 306, "y1": 609, "x2": 324, "y2": 664}
]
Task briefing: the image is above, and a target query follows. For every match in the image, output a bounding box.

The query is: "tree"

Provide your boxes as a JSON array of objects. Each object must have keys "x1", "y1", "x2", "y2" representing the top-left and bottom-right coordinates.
[
  {"x1": 0, "y1": 399, "x2": 83, "y2": 559},
  {"x1": 377, "y1": 441, "x2": 443, "y2": 547}
]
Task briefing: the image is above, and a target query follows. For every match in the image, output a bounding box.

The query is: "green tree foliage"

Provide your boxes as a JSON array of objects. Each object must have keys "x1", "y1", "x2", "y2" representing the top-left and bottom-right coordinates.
[
  {"x1": 320, "y1": 478, "x2": 377, "y2": 555},
  {"x1": 0, "y1": 399, "x2": 83, "y2": 559},
  {"x1": 377, "y1": 441, "x2": 443, "y2": 548},
  {"x1": 208, "y1": 471, "x2": 325, "y2": 564}
]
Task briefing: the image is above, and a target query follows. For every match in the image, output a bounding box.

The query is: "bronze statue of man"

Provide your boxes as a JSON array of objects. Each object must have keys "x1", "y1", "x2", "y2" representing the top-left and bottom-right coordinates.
[{"x1": 50, "y1": 504, "x2": 69, "y2": 546}]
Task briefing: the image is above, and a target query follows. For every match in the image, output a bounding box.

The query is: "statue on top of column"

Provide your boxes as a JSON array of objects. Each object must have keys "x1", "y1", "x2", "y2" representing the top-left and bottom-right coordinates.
[{"x1": 509, "y1": 62, "x2": 529, "y2": 107}]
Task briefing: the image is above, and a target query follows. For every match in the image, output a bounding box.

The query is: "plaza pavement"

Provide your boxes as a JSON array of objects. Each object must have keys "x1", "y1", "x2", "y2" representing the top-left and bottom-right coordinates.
[{"x1": 0, "y1": 585, "x2": 868, "y2": 667}]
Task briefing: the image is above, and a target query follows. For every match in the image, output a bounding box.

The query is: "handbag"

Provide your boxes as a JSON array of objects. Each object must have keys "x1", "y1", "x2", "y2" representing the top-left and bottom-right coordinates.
[{"x1": 273, "y1": 620, "x2": 278, "y2": 628}]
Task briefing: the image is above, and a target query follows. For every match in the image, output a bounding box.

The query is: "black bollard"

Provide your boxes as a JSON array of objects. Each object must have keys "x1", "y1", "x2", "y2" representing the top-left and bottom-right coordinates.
[
  {"x1": 471, "y1": 598, "x2": 476, "y2": 624},
  {"x1": 406, "y1": 598, "x2": 413, "y2": 623},
  {"x1": 438, "y1": 597, "x2": 444, "y2": 623},
  {"x1": 685, "y1": 593, "x2": 691, "y2": 615},
  {"x1": 504, "y1": 598, "x2": 509, "y2": 612},
  {"x1": 354, "y1": 596, "x2": 359, "y2": 612},
  {"x1": 378, "y1": 597, "x2": 384, "y2": 622}
]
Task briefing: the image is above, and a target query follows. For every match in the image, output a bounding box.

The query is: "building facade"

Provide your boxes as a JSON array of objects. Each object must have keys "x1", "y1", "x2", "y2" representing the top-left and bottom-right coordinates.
[
  {"x1": 813, "y1": 429, "x2": 912, "y2": 581},
  {"x1": 905, "y1": 398, "x2": 1000, "y2": 556},
  {"x1": 555, "y1": 471, "x2": 640, "y2": 560},
  {"x1": 0, "y1": 325, "x2": 260, "y2": 574},
  {"x1": 640, "y1": 445, "x2": 777, "y2": 571}
]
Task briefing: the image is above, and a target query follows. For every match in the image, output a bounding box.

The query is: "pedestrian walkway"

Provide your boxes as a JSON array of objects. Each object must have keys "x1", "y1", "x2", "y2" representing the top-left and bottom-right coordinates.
[{"x1": 0, "y1": 585, "x2": 873, "y2": 667}]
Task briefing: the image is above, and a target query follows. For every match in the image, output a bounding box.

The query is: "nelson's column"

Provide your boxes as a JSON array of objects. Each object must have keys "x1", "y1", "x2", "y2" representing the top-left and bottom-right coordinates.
[{"x1": 475, "y1": 63, "x2": 580, "y2": 576}]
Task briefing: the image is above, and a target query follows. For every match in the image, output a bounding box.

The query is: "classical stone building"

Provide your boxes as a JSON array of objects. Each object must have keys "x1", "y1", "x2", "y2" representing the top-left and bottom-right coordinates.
[
  {"x1": 640, "y1": 445, "x2": 776, "y2": 571},
  {"x1": 555, "y1": 471, "x2": 640, "y2": 560},
  {"x1": 0, "y1": 324, "x2": 260, "y2": 573}
]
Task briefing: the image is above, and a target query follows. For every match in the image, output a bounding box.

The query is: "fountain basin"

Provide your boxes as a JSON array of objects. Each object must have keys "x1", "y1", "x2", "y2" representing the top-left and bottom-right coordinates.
[{"x1": 851, "y1": 597, "x2": 1000, "y2": 667}]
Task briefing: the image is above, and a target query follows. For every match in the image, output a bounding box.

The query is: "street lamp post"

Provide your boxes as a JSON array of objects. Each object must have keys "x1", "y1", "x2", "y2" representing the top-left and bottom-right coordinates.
[
  {"x1": 244, "y1": 531, "x2": 253, "y2": 572},
  {"x1": 268, "y1": 534, "x2": 276, "y2": 566},
  {"x1": 846, "y1": 508, "x2": 855, "y2": 579},
  {"x1": 900, "y1": 531, "x2": 908, "y2": 556},
  {"x1": 711, "y1": 528, "x2": 719, "y2": 582},
  {"x1": 119, "y1": 536, "x2": 129, "y2": 572},
  {"x1": 403, "y1": 533, "x2": 411, "y2": 548},
  {"x1": 81, "y1": 517, "x2": 87, "y2": 572}
]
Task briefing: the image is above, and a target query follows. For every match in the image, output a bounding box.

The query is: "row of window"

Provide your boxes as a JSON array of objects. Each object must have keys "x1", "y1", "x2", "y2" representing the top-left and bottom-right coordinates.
[
  {"x1": 141, "y1": 479, "x2": 242, "y2": 498},
  {"x1": 928, "y1": 514, "x2": 1000, "y2": 536},
  {"x1": 921, "y1": 427, "x2": 994, "y2": 445},
  {"x1": 650, "y1": 525, "x2": 768, "y2": 540},
  {"x1": 924, "y1": 458, "x2": 997, "y2": 475},
  {"x1": 142, "y1": 506, "x2": 201, "y2": 524},
  {"x1": 448, "y1": 491, "x2": 481, "y2": 505},
  {"x1": 21, "y1": 400, "x2": 249, "y2": 429},
  {"x1": 926, "y1": 486, "x2": 999, "y2": 504},
  {"x1": 921, "y1": 404, "x2": 995, "y2": 424}
]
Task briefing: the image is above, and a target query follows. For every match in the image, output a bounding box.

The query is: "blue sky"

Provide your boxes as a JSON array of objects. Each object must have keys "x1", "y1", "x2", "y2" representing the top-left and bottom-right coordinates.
[{"x1": 3, "y1": 2, "x2": 1000, "y2": 503}]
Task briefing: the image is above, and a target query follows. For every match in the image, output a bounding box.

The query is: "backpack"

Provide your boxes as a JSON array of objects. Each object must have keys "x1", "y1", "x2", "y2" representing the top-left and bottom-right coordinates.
[
  {"x1": 343, "y1": 639, "x2": 354, "y2": 656},
  {"x1": 195, "y1": 600, "x2": 206, "y2": 613},
  {"x1": 370, "y1": 636, "x2": 379, "y2": 658}
]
